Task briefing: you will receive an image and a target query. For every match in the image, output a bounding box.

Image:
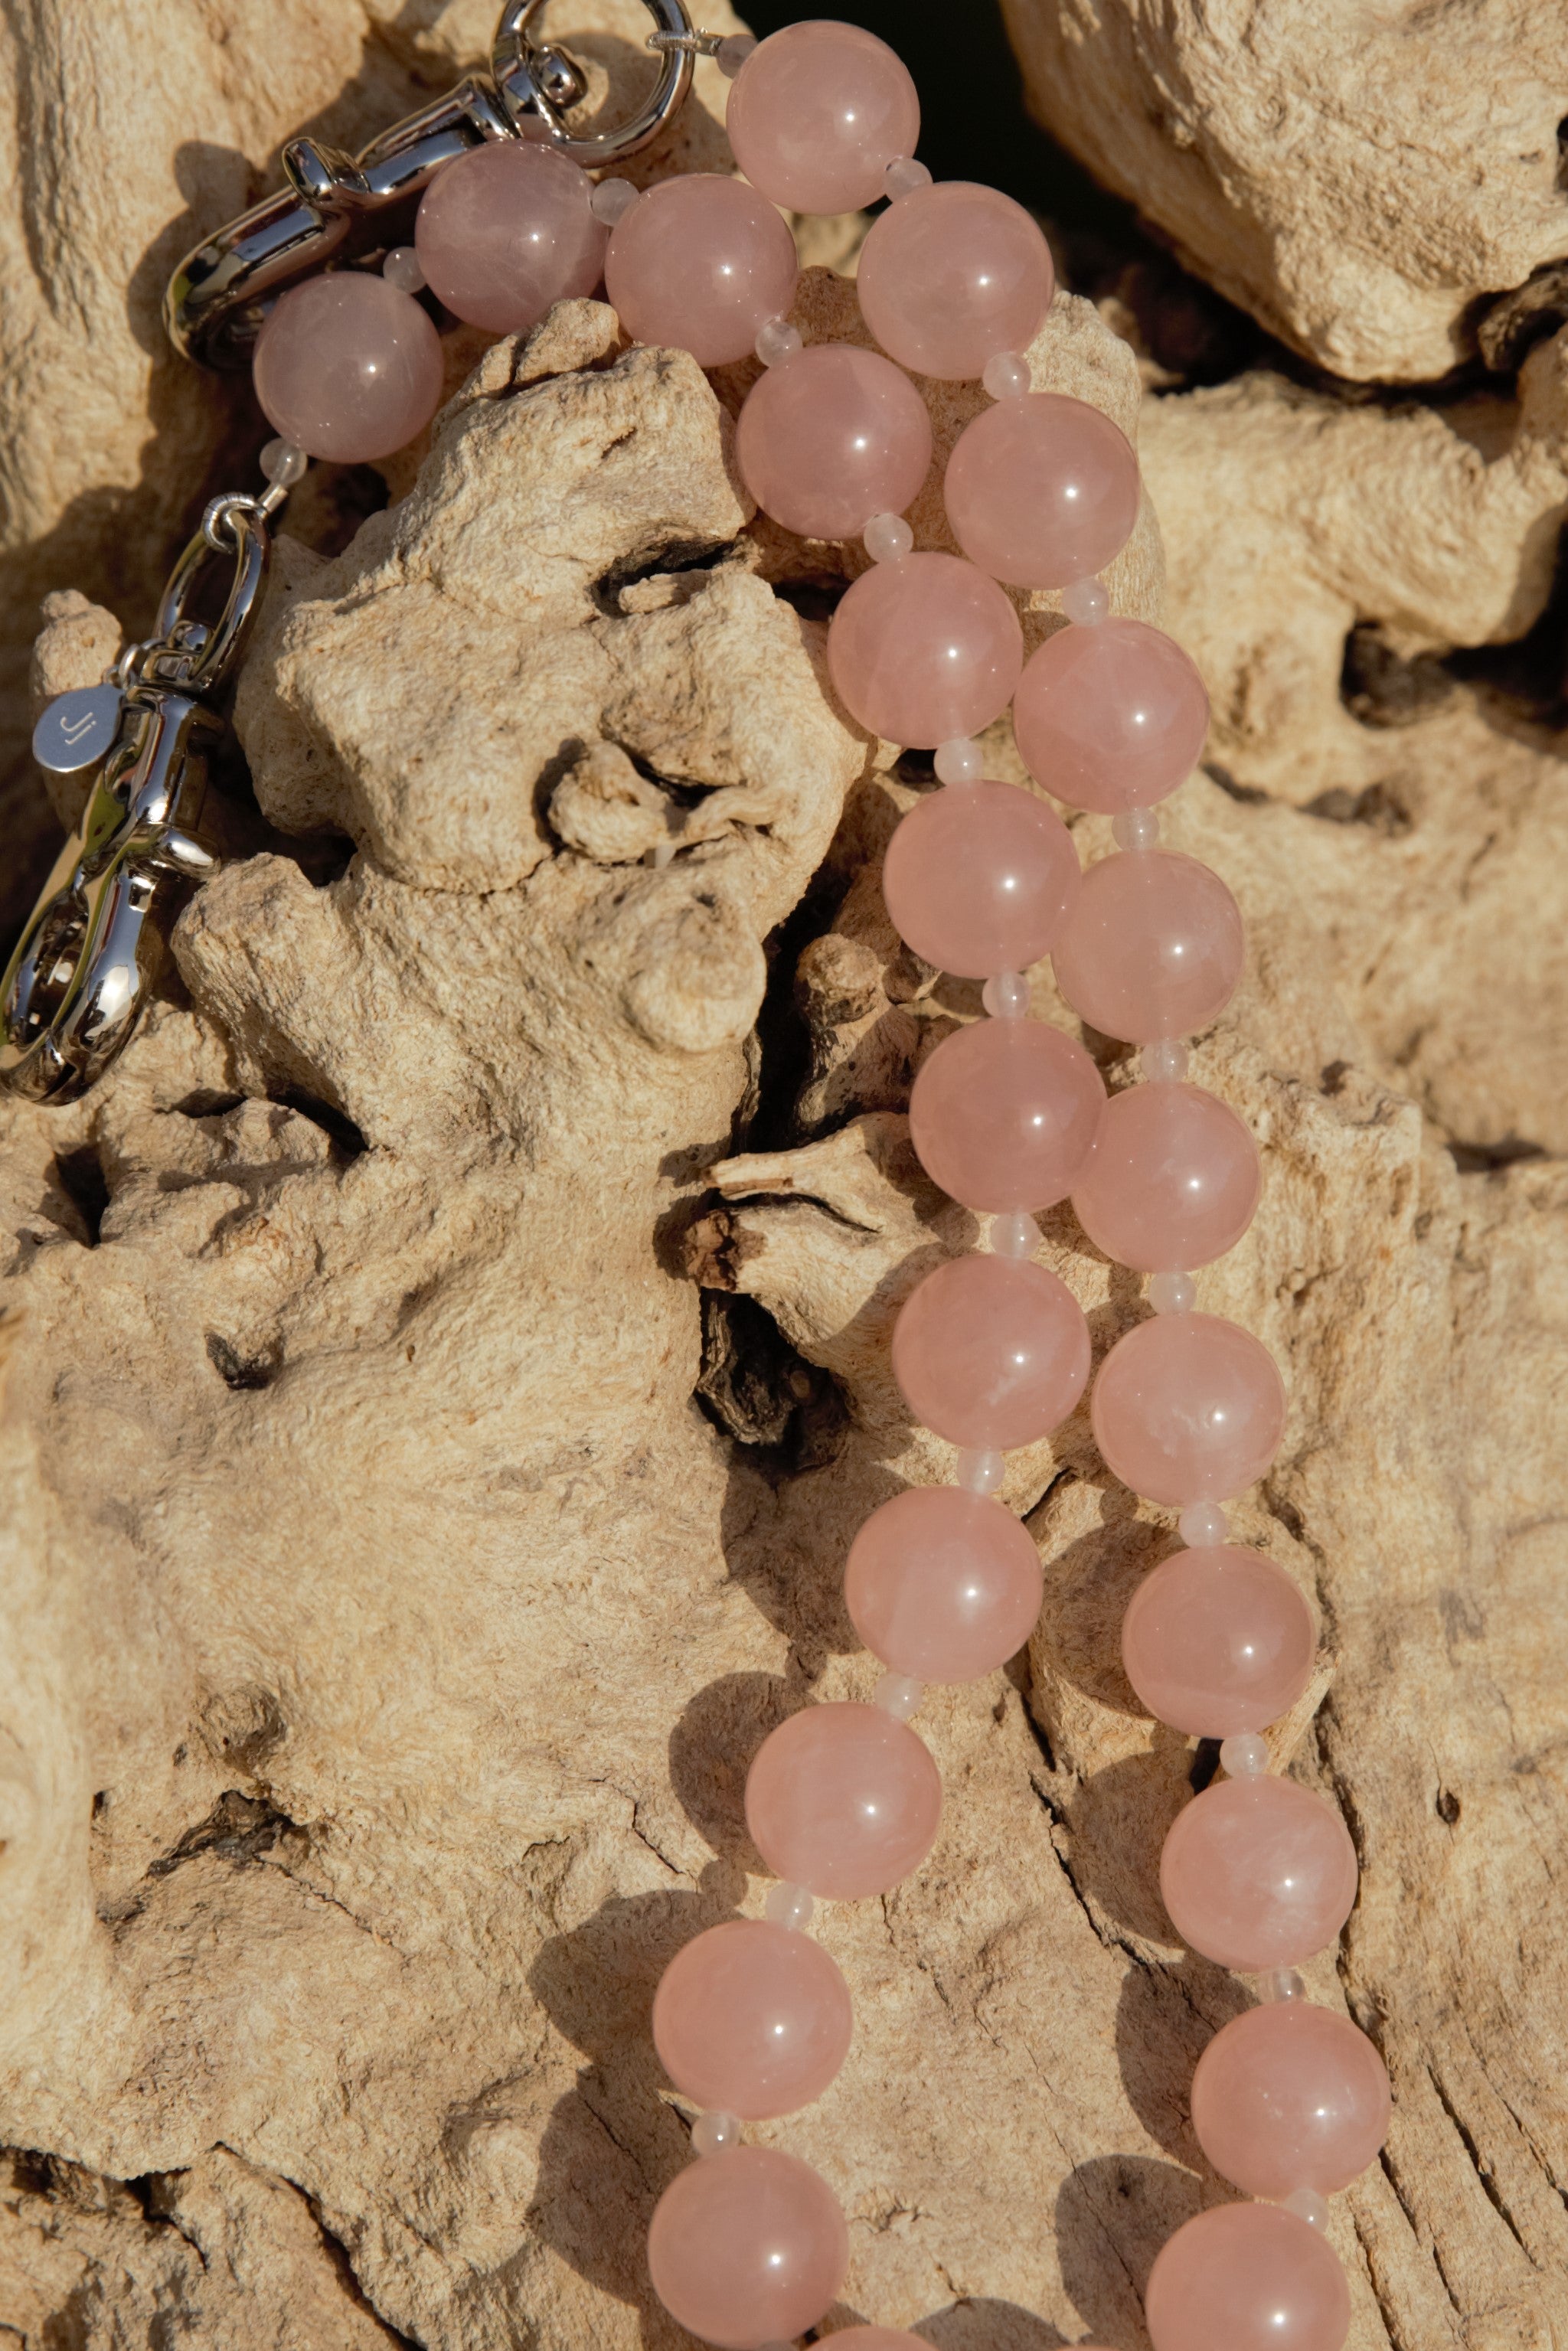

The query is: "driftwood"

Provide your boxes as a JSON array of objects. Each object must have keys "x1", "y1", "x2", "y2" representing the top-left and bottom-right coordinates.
[{"x1": 2, "y1": 5, "x2": 1566, "y2": 2348}]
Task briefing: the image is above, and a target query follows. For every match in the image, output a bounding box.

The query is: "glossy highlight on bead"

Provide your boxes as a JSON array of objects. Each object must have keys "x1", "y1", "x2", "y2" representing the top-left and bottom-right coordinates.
[
  {"x1": 845, "y1": 1484, "x2": 1045, "y2": 1680},
  {"x1": 910, "y1": 1017, "x2": 1106, "y2": 1211},
  {"x1": 1160, "y1": 1774, "x2": 1360, "y2": 1971},
  {"x1": 605, "y1": 174, "x2": 799, "y2": 367},
  {"x1": 647, "y1": 2144, "x2": 848, "y2": 2349},
  {"x1": 827, "y1": 551, "x2": 1024, "y2": 746},
  {"x1": 253, "y1": 273, "x2": 444, "y2": 465},
  {"x1": 745, "y1": 1702, "x2": 942, "y2": 1899},
  {"x1": 945, "y1": 393, "x2": 1141, "y2": 588},
  {"x1": 858, "y1": 181, "x2": 1055, "y2": 379},
  {"x1": 891, "y1": 1254, "x2": 1090, "y2": 1449},
  {"x1": 1122, "y1": 1544, "x2": 1316, "y2": 1735},
  {"x1": 726, "y1": 19, "x2": 920, "y2": 214},
  {"x1": 735, "y1": 342, "x2": 933, "y2": 540}
]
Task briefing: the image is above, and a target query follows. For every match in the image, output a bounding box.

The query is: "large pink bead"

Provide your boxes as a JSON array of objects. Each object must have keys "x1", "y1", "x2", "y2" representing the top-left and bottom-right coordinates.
[
  {"x1": 945, "y1": 395, "x2": 1140, "y2": 589},
  {"x1": 1161, "y1": 1776, "x2": 1359, "y2": 1971},
  {"x1": 1145, "y1": 2203, "x2": 1351, "y2": 2351},
  {"x1": 882, "y1": 780, "x2": 1080, "y2": 977},
  {"x1": 909, "y1": 1019, "x2": 1106, "y2": 1212},
  {"x1": 647, "y1": 2145, "x2": 848, "y2": 2349},
  {"x1": 725, "y1": 20, "x2": 920, "y2": 214},
  {"x1": 414, "y1": 141, "x2": 605, "y2": 333},
  {"x1": 1053, "y1": 851, "x2": 1245, "y2": 1043},
  {"x1": 652, "y1": 1920, "x2": 853, "y2": 2121},
  {"x1": 1092, "y1": 1312, "x2": 1285, "y2": 1504},
  {"x1": 253, "y1": 273, "x2": 444, "y2": 464},
  {"x1": 735, "y1": 344, "x2": 932, "y2": 539},
  {"x1": 1072, "y1": 1082, "x2": 1260, "y2": 1272},
  {"x1": 745, "y1": 1703, "x2": 942, "y2": 1899},
  {"x1": 605, "y1": 175, "x2": 799, "y2": 367},
  {"x1": 844, "y1": 1487, "x2": 1044, "y2": 1681},
  {"x1": 858, "y1": 181, "x2": 1054, "y2": 380},
  {"x1": 1014, "y1": 619, "x2": 1211, "y2": 813},
  {"x1": 891, "y1": 1255, "x2": 1090, "y2": 1448},
  {"x1": 1122, "y1": 1546, "x2": 1316, "y2": 1736},
  {"x1": 1191, "y1": 2002, "x2": 1392, "y2": 2197},
  {"x1": 827, "y1": 552, "x2": 1023, "y2": 746}
]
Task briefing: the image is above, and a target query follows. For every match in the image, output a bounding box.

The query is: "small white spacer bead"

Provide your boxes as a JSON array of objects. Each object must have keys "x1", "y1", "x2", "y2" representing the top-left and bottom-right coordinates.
[
  {"x1": 1062, "y1": 576, "x2": 1109, "y2": 625},
  {"x1": 1220, "y1": 1732, "x2": 1269, "y2": 1778},
  {"x1": 982, "y1": 971, "x2": 1029, "y2": 1019},
  {"x1": 590, "y1": 175, "x2": 639, "y2": 226},
  {"x1": 982, "y1": 349, "x2": 1031, "y2": 400},
  {"x1": 933, "y1": 736, "x2": 985, "y2": 785},
  {"x1": 755, "y1": 315, "x2": 802, "y2": 367},
  {"x1": 956, "y1": 1447, "x2": 1004, "y2": 1494},
  {"x1": 691, "y1": 2109, "x2": 741, "y2": 2157},
  {"x1": 1148, "y1": 1270, "x2": 1195, "y2": 1315},
  {"x1": 764, "y1": 1880, "x2": 814, "y2": 1932},
  {"x1": 990, "y1": 1209, "x2": 1040, "y2": 1259},
  {"x1": 1261, "y1": 1967, "x2": 1308, "y2": 2002},
  {"x1": 1282, "y1": 2186, "x2": 1329, "y2": 2230},
  {"x1": 716, "y1": 31, "x2": 757, "y2": 77},
  {"x1": 1140, "y1": 1038, "x2": 1190, "y2": 1084},
  {"x1": 1178, "y1": 1500, "x2": 1230, "y2": 1548},
  {"x1": 883, "y1": 155, "x2": 933, "y2": 201},
  {"x1": 873, "y1": 1670, "x2": 924, "y2": 1720},
  {"x1": 381, "y1": 245, "x2": 426, "y2": 293},
  {"x1": 863, "y1": 511, "x2": 914, "y2": 564},
  {"x1": 260, "y1": 436, "x2": 309, "y2": 488},
  {"x1": 1112, "y1": 807, "x2": 1160, "y2": 851}
]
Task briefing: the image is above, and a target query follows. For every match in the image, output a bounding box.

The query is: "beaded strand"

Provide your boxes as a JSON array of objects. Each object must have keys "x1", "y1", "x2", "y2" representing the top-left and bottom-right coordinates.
[{"x1": 240, "y1": 21, "x2": 1388, "y2": 2349}]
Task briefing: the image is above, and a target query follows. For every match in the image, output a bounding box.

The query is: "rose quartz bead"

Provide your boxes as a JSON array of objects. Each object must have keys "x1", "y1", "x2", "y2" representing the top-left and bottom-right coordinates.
[
  {"x1": 910, "y1": 1019, "x2": 1106, "y2": 1211},
  {"x1": 647, "y1": 2145, "x2": 848, "y2": 2349},
  {"x1": 1053, "y1": 851, "x2": 1245, "y2": 1043},
  {"x1": 891, "y1": 1256, "x2": 1089, "y2": 1449},
  {"x1": 1192, "y1": 2002, "x2": 1392, "y2": 2197},
  {"x1": 745, "y1": 1703, "x2": 942, "y2": 1899},
  {"x1": 945, "y1": 395, "x2": 1140, "y2": 589},
  {"x1": 413, "y1": 142, "x2": 606, "y2": 333},
  {"x1": 1161, "y1": 1776, "x2": 1359, "y2": 1971},
  {"x1": 1093, "y1": 1312, "x2": 1285, "y2": 1504},
  {"x1": 1072, "y1": 1082, "x2": 1260, "y2": 1272},
  {"x1": 252, "y1": 273, "x2": 444, "y2": 465},
  {"x1": 652, "y1": 1920, "x2": 853, "y2": 2121},
  {"x1": 1144, "y1": 2203, "x2": 1351, "y2": 2351},
  {"x1": 605, "y1": 175, "x2": 799, "y2": 367},
  {"x1": 1122, "y1": 1546, "x2": 1316, "y2": 1735},
  {"x1": 725, "y1": 20, "x2": 920, "y2": 214},
  {"x1": 734, "y1": 344, "x2": 932, "y2": 539},
  {"x1": 882, "y1": 780, "x2": 1080, "y2": 976},
  {"x1": 844, "y1": 1486, "x2": 1044, "y2": 1681},
  {"x1": 827, "y1": 552, "x2": 1023, "y2": 746},
  {"x1": 858, "y1": 182, "x2": 1054, "y2": 380},
  {"x1": 1014, "y1": 619, "x2": 1211, "y2": 812}
]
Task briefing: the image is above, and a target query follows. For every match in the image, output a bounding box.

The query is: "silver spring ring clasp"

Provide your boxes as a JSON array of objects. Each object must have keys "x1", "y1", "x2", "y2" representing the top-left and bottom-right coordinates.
[
  {"x1": 0, "y1": 503, "x2": 270, "y2": 1104},
  {"x1": 165, "y1": 0, "x2": 699, "y2": 367}
]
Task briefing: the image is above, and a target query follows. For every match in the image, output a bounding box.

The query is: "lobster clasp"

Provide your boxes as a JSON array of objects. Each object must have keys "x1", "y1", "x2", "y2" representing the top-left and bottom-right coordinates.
[
  {"x1": 1, "y1": 500, "x2": 268, "y2": 1105},
  {"x1": 165, "y1": 0, "x2": 698, "y2": 367}
]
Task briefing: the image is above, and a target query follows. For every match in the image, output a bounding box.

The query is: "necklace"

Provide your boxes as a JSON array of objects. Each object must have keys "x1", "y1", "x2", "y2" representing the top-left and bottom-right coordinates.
[{"x1": 2, "y1": 10, "x2": 1387, "y2": 2349}]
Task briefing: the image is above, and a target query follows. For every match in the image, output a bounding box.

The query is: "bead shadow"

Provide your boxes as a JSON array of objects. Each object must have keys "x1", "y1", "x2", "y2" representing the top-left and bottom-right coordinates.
[
  {"x1": 1054, "y1": 2151, "x2": 1200, "y2": 2350},
  {"x1": 910, "y1": 2297, "x2": 1070, "y2": 2349},
  {"x1": 524, "y1": 1862, "x2": 747, "y2": 2341},
  {"x1": 1034, "y1": 1506, "x2": 1171, "y2": 1719},
  {"x1": 667, "y1": 1668, "x2": 801, "y2": 1866},
  {"x1": 1112, "y1": 1952, "x2": 1253, "y2": 2173},
  {"x1": 1048, "y1": 1749, "x2": 1193, "y2": 1947}
]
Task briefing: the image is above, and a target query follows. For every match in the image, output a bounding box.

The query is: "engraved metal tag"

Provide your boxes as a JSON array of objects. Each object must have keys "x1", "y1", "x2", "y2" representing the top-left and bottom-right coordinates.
[{"x1": 32, "y1": 684, "x2": 125, "y2": 777}]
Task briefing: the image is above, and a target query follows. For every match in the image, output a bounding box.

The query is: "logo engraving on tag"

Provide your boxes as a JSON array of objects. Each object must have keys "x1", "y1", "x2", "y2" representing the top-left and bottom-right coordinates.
[{"x1": 32, "y1": 684, "x2": 126, "y2": 776}]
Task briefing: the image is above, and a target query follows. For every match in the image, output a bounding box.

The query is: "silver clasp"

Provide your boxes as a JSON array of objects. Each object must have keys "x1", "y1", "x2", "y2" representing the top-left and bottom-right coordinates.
[
  {"x1": 165, "y1": 0, "x2": 698, "y2": 367},
  {"x1": 1, "y1": 503, "x2": 270, "y2": 1104}
]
